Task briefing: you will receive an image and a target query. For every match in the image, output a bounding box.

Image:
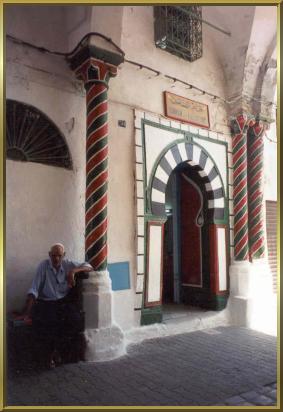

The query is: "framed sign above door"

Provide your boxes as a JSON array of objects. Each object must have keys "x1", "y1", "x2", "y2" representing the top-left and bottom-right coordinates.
[{"x1": 164, "y1": 91, "x2": 210, "y2": 129}]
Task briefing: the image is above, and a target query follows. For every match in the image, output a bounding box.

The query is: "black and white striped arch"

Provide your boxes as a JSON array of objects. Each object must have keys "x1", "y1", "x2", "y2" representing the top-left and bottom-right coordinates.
[{"x1": 150, "y1": 142, "x2": 225, "y2": 220}]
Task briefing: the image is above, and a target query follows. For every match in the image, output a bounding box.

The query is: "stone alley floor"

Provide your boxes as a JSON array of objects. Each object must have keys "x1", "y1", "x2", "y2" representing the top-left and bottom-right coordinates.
[{"x1": 5, "y1": 326, "x2": 277, "y2": 407}]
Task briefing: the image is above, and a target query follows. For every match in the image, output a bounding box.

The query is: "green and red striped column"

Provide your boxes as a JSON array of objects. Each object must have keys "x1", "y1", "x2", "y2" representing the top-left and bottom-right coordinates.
[
  {"x1": 69, "y1": 48, "x2": 123, "y2": 270},
  {"x1": 231, "y1": 114, "x2": 251, "y2": 261},
  {"x1": 247, "y1": 122, "x2": 265, "y2": 260}
]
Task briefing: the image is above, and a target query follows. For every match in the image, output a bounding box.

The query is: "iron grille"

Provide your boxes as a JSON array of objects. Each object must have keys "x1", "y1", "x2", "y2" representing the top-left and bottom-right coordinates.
[
  {"x1": 6, "y1": 100, "x2": 72, "y2": 169},
  {"x1": 154, "y1": 6, "x2": 202, "y2": 62}
]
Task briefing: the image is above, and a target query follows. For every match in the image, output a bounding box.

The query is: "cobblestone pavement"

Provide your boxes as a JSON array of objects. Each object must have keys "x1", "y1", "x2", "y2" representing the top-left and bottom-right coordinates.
[{"x1": 6, "y1": 326, "x2": 277, "y2": 407}]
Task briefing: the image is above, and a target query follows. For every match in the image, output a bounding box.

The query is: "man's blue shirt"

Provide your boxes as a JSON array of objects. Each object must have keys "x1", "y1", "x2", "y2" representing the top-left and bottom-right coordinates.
[{"x1": 28, "y1": 258, "x2": 92, "y2": 301}]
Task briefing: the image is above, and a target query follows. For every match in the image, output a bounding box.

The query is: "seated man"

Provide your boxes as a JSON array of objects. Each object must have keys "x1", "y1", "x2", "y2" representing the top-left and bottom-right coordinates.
[{"x1": 18, "y1": 242, "x2": 93, "y2": 369}]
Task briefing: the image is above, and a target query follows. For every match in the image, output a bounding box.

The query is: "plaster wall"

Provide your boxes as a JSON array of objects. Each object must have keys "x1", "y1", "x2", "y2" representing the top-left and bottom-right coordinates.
[
  {"x1": 202, "y1": 6, "x2": 256, "y2": 101},
  {"x1": 264, "y1": 123, "x2": 277, "y2": 202},
  {"x1": 108, "y1": 102, "x2": 140, "y2": 329},
  {"x1": 5, "y1": 5, "x2": 68, "y2": 51},
  {"x1": 243, "y1": 6, "x2": 277, "y2": 98},
  {"x1": 5, "y1": 42, "x2": 87, "y2": 314},
  {"x1": 6, "y1": 5, "x2": 237, "y2": 330},
  {"x1": 109, "y1": 6, "x2": 229, "y2": 135},
  {"x1": 6, "y1": 44, "x2": 139, "y2": 331},
  {"x1": 6, "y1": 5, "x2": 230, "y2": 135}
]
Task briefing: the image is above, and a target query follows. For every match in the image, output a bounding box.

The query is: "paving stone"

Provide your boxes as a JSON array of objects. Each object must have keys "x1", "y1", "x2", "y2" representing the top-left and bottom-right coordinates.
[
  {"x1": 241, "y1": 390, "x2": 262, "y2": 401},
  {"x1": 252, "y1": 394, "x2": 276, "y2": 406},
  {"x1": 224, "y1": 395, "x2": 247, "y2": 405},
  {"x1": 7, "y1": 326, "x2": 277, "y2": 407},
  {"x1": 268, "y1": 389, "x2": 277, "y2": 400}
]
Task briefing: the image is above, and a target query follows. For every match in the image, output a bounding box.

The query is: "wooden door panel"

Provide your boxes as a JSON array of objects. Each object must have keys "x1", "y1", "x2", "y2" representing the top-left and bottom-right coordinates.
[{"x1": 180, "y1": 175, "x2": 202, "y2": 286}]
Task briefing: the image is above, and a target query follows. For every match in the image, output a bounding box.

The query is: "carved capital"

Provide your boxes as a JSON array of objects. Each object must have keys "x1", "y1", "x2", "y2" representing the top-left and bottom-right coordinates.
[{"x1": 68, "y1": 44, "x2": 124, "y2": 86}]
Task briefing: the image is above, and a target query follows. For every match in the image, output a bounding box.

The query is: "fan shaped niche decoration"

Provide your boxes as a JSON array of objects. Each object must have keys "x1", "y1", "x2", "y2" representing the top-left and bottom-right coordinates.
[{"x1": 6, "y1": 99, "x2": 73, "y2": 170}]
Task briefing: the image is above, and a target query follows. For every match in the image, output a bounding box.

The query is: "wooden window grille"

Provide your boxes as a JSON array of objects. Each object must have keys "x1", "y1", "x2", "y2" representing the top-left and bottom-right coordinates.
[
  {"x1": 6, "y1": 99, "x2": 72, "y2": 170},
  {"x1": 154, "y1": 6, "x2": 202, "y2": 62}
]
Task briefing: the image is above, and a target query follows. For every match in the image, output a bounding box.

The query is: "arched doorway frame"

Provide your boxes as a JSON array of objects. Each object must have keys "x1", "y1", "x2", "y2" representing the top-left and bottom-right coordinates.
[
  {"x1": 143, "y1": 138, "x2": 229, "y2": 317},
  {"x1": 148, "y1": 139, "x2": 226, "y2": 222}
]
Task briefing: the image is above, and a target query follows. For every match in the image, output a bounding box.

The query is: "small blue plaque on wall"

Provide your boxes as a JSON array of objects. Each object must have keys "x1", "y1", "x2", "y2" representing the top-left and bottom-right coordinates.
[{"x1": 108, "y1": 261, "x2": 130, "y2": 291}]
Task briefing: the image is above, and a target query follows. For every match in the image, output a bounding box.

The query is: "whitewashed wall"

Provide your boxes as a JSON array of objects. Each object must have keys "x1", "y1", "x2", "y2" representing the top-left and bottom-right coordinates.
[
  {"x1": 264, "y1": 122, "x2": 277, "y2": 202},
  {"x1": 5, "y1": 41, "x2": 86, "y2": 313},
  {"x1": 6, "y1": 5, "x2": 233, "y2": 329}
]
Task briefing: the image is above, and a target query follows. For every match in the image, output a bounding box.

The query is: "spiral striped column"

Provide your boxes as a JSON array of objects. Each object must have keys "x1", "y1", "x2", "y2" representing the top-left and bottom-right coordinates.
[
  {"x1": 247, "y1": 122, "x2": 265, "y2": 260},
  {"x1": 231, "y1": 114, "x2": 250, "y2": 261},
  {"x1": 73, "y1": 56, "x2": 118, "y2": 270}
]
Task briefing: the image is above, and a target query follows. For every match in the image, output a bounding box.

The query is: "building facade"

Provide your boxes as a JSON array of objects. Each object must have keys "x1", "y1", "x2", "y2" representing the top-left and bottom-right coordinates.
[{"x1": 5, "y1": 5, "x2": 277, "y2": 359}]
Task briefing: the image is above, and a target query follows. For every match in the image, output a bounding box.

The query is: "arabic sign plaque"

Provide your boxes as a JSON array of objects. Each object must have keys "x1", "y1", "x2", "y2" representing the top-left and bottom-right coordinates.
[{"x1": 164, "y1": 91, "x2": 210, "y2": 129}]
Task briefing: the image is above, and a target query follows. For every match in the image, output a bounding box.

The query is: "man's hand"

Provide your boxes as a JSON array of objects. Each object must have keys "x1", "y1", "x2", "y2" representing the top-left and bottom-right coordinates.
[
  {"x1": 67, "y1": 269, "x2": 76, "y2": 288},
  {"x1": 12, "y1": 313, "x2": 32, "y2": 325}
]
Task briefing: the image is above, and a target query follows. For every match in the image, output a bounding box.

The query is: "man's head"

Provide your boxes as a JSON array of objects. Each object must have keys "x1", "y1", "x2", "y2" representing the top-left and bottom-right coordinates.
[{"x1": 49, "y1": 243, "x2": 65, "y2": 269}]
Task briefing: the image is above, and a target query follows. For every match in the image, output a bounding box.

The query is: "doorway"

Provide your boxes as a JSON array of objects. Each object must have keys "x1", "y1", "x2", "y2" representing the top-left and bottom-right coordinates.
[{"x1": 162, "y1": 163, "x2": 210, "y2": 308}]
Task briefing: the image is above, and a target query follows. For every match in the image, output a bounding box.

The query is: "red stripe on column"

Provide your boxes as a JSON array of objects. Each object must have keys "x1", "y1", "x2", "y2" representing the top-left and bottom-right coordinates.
[
  {"x1": 234, "y1": 193, "x2": 248, "y2": 214},
  {"x1": 249, "y1": 189, "x2": 261, "y2": 204},
  {"x1": 87, "y1": 85, "x2": 105, "y2": 105},
  {"x1": 233, "y1": 145, "x2": 247, "y2": 166},
  {"x1": 251, "y1": 238, "x2": 264, "y2": 254},
  {"x1": 233, "y1": 179, "x2": 247, "y2": 199},
  {"x1": 86, "y1": 148, "x2": 108, "y2": 175},
  {"x1": 87, "y1": 102, "x2": 108, "y2": 128},
  {"x1": 234, "y1": 162, "x2": 248, "y2": 183},
  {"x1": 86, "y1": 220, "x2": 107, "y2": 251},
  {"x1": 87, "y1": 125, "x2": 108, "y2": 150},
  {"x1": 250, "y1": 221, "x2": 263, "y2": 238},
  {"x1": 89, "y1": 244, "x2": 108, "y2": 269},
  {"x1": 234, "y1": 214, "x2": 248, "y2": 232},
  {"x1": 235, "y1": 236, "x2": 249, "y2": 258},
  {"x1": 86, "y1": 170, "x2": 108, "y2": 200},
  {"x1": 249, "y1": 170, "x2": 263, "y2": 189},
  {"x1": 85, "y1": 194, "x2": 108, "y2": 223}
]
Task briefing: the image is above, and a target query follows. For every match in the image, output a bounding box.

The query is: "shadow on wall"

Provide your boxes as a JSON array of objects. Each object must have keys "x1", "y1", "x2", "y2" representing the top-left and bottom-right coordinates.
[{"x1": 6, "y1": 160, "x2": 84, "y2": 313}]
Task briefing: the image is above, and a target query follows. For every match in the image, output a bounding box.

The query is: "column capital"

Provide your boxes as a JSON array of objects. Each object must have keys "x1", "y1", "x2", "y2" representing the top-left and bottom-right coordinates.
[
  {"x1": 230, "y1": 113, "x2": 254, "y2": 135},
  {"x1": 248, "y1": 120, "x2": 266, "y2": 140},
  {"x1": 68, "y1": 44, "x2": 124, "y2": 85},
  {"x1": 230, "y1": 113, "x2": 269, "y2": 136}
]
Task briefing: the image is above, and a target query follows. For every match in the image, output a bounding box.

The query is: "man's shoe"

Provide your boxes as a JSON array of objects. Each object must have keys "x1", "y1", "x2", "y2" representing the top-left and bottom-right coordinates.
[
  {"x1": 53, "y1": 350, "x2": 62, "y2": 366},
  {"x1": 47, "y1": 358, "x2": 56, "y2": 369}
]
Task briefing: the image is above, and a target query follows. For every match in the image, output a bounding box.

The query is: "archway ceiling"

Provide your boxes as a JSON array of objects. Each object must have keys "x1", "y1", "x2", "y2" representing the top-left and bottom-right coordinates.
[
  {"x1": 202, "y1": 5, "x2": 277, "y2": 115},
  {"x1": 6, "y1": 5, "x2": 277, "y2": 117}
]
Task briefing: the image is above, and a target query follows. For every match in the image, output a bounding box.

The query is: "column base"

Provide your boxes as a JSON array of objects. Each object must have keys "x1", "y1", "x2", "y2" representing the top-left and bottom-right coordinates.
[
  {"x1": 84, "y1": 325, "x2": 125, "y2": 362},
  {"x1": 82, "y1": 270, "x2": 125, "y2": 361},
  {"x1": 228, "y1": 259, "x2": 276, "y2": 335}
]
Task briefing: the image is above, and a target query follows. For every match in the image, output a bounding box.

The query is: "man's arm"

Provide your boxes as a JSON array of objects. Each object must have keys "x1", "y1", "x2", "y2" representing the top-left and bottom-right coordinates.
[
  {"x1": 67, "y1": 264, "x2": 93, "y2": 287},
  {"x1": 23, "y1": 293, "x2": 36, "y2": 316},
  {"x1": 14, "y1": 293, "x2": 36, "y2": 321},
  {"x1": 14, "y1": 262, "x2": 44, "y2": 320}
]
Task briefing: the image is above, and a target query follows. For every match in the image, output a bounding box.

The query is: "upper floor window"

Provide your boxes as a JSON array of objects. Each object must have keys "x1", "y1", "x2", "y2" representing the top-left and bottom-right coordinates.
[{"x1": 154, "y1": 6, "x2": 202, "y2": 62}]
